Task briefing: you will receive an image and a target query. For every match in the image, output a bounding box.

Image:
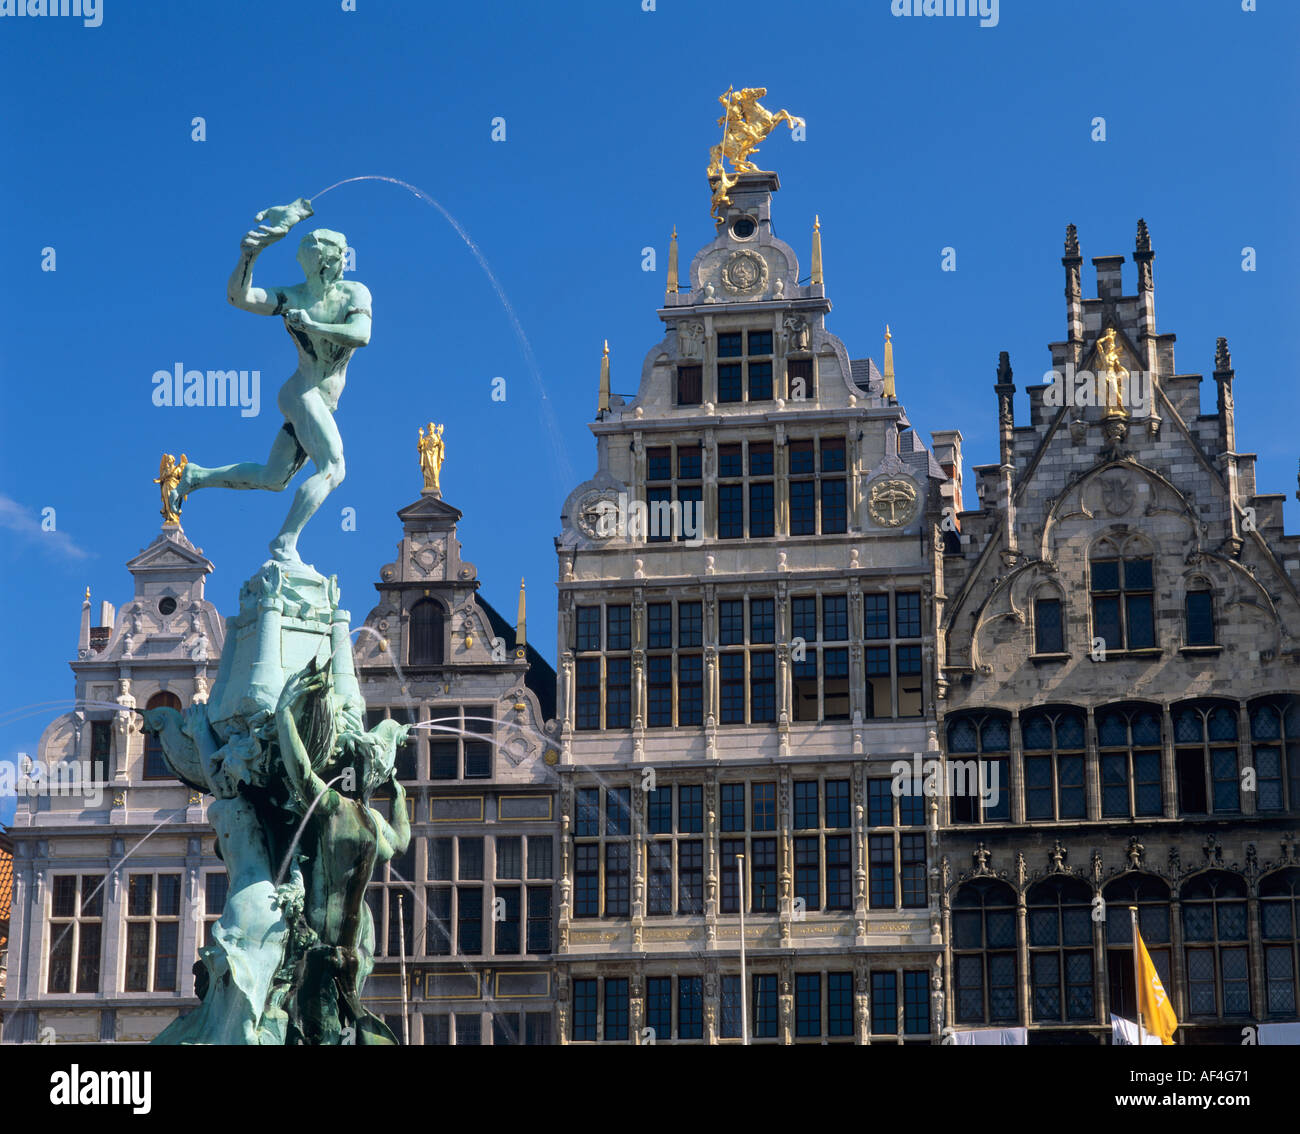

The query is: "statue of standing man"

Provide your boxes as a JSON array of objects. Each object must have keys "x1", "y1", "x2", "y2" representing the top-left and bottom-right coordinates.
[{"x1": 167, "y1": 199, "x2": 372, "y2": 563}]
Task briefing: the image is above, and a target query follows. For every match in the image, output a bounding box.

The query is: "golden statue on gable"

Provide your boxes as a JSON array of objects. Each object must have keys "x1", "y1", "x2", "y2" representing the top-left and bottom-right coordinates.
[
  {"x1": 1097, "y1": 328, "x2": 1130, "y2": 419},
  {"x1": 707, "y1": 87, "x2": 804, "y2": 223},
  {"x1": 418, "y1": 422, "x2": 446, "y2": 495},
  {"x1": 155, "y1": 453, "x2": 188, "y2": 524}
]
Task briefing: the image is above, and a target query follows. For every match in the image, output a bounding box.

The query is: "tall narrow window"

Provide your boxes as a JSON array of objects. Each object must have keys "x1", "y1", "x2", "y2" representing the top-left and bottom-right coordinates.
[
  {"x1": 1034, "y1": 596, "x2": 1065, "y2": 654},
  {"x1": 124, "y1": 873, "x2": 182, "y2": 992},
  {"x1": 952, "y1": 880, "x2": 1018, "y2": 1025},
  {"x1": 1174, "y1": 702, "x2": 1239, "y2": 815},
  {"x1": 1027, "y1": 877, "x2": 1095, "y2": 1024},
  {"x1": 1182, "y1": 873, "x2": 1251, "y2": 1018},
  {"x1": 1021, "y1": 708, "x2": 1087, "y2": 820},
  {"x1": 143, "y1": 692, "x2": 181, "y2": 779},
  {"x1": 47, "y1": 874, "x2": 104, "y2": 994},
  {"x1": 1090, "y1": 540, "x2": 1155, "y2": 651},
  {"x1": 408, "y1": 599, "x2": 446, "y2": 666},
  {"x1": 1260, "y1": 870, "x2": 1300, "y2": 1018},
  {"x1": 946, "y1": 714, "x2": 1011, "y2": 823},
  {"x1": 1250, "y1": 698, "x2": 1300, "y2": 812},
  {"x1": 1185, "y1": 584, "x2": 1215, "y2": 646},
  {"x1": 676, "y1": 364, "x2": 702, "y2": 406}
]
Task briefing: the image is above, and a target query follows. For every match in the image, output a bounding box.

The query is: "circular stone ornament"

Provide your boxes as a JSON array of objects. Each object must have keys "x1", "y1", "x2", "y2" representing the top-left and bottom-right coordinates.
[
  {"x1": 868, "y1": 477, "x2": 919, "y2": 527},
  {"x1": 574, "y1": 489, "x2": 620, "y2": 540},
  {"x1": 721, "y1": 249, "x2": 769, "y2": 296}
]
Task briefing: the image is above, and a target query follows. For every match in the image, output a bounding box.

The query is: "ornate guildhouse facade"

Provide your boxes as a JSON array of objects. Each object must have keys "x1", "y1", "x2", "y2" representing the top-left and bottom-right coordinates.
[
  {"x1": 937, "y1": 222, "x2": 1300, "y2": 1044},
  {"x1": 352, "y1": 452, "x2": 559, "y2": 1046},
  {"x1": 2, "y1": 525, "x2": 226, "y2": 1044},
  {"x1": 552, "y1": 170, "x2": 951, "y2": 1045}
]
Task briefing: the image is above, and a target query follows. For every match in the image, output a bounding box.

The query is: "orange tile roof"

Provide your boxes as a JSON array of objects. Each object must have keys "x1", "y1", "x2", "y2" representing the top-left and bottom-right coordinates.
[{"x1": 0, "y1": 839, "x2": 13, "y2": 946}]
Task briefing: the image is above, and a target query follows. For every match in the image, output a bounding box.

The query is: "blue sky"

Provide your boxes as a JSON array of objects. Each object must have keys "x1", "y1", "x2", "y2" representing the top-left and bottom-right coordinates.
[{"x1": 2, "y1": 0, "x2": 1297, "y2": 826}]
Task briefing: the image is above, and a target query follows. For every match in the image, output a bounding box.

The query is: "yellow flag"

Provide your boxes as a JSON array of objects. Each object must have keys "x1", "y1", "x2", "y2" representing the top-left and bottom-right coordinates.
[{"x1": 1136, "y1": 929, "x2": 1178, "y2": 1045}]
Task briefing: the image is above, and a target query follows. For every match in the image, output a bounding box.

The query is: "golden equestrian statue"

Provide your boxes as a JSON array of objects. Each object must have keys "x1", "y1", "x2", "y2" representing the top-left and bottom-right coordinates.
[
  {"x1": 707, "y1": 87, "x2": 804, "y2": 223},
  {"x1": 155, "y1": 453, "x2": 188, "y2": 523},
  {"x1": 418, "y1": 422, "x2": 446, "y2": 494}
]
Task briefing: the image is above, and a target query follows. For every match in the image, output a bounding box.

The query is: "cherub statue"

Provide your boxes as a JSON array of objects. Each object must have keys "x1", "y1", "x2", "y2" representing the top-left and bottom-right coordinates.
[
  {"x1": 166, "y1": 198, "x2": 372, "y2": 563},
  {"x1": 417, "y1": 422, "x2": 446, "y2": 494}
]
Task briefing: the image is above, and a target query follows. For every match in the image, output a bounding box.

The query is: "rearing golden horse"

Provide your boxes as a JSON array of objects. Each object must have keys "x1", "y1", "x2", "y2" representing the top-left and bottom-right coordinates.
[{"x1": 708, "y1": 87, "x2": 804, "y2": 222}]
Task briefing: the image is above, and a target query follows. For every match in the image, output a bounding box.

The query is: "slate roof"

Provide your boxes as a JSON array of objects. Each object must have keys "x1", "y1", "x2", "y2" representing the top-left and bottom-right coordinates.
[{"x1": 477, "y1": 596, "x2": 557, "y2": 724}]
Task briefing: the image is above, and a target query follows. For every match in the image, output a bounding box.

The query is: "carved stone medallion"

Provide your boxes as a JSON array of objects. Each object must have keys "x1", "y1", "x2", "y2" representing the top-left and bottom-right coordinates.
[
  {"x1": 868, "y1": 477, "x2": 919, "y2": 527},
  {"x1": 574, "y1": 489, "x2": 620, "y2": 540},
  {"x1": 408, "y1": 541, "x2": 443, "y2": 576},
  {"x1": 720, "y1": 250, "x2": 768, "y2": 296}
]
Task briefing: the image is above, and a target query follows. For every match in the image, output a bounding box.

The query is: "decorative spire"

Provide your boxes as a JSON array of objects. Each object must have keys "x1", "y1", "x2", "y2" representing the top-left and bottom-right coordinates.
[
  {"x1": 515, "y1": 578, "x2": 526, "y2": 649},
  {"x1": 666, "y1": 226, "x2": 679, "y2": 296},
  {"x1": 996, "y1": 351, "x2": 1014, "y2": 385},
  {"x1": 597, "y1": 340, "x2": 611, "y2": 416},
  {"x1": 1064, "y1": 223, "x2": 1080, "y2": 257},
  {"x1": 810, "y1": 215, "x2": 823, "y2": 285},
  {"x1": 1215, "y1": 336, "x2": 1233, "y2": 374},
  {"x1": 1136, "y1": 217, "x2": 1151, "y2": 254},
  {"x1": 84, "y1": 586, "x2": 91, "y2": 603},
  {"x1": 882, "y1": 325, "x2": 896, "y2": 399}
]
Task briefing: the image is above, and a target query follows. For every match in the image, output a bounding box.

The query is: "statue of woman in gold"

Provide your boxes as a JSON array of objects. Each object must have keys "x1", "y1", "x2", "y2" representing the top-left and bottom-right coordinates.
[
  {"x1": 155, "y1": 453, "x2": 188, "y2": 523},
  {"x1": 417, "y1": 423, "x2": 445, "y2": 494},
  {"x1": 1097, "y1": 328, "x2": 1129, "y2": 418}
]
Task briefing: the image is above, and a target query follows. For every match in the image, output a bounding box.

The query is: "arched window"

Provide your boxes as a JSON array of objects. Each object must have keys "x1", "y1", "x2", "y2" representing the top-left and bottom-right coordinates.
[
  {"x1": 1260, "y1": 869, "x2": 1300, "y2": 1018},
  {"x1": 1032, "y1": 587, "x2": 1065, "y2": 655},
  {"x1": 952, "y1": 879, "x2": 1018, "y2": 1025},
  {"x1": 1249, "y1": 697, "x2": 1300, "y2": 813},
  {"x1": 143, "y1": 691, "x2": 181, "y2": 779},
  {"x1": 1021, "y1": 707, "x2": 1086, "y2": 820},
  {"x1": 946, "y1": 713, "x2": 1010, "y2": 824},
  {"x1": 1181, "y1": 872, "x2": 1250, "y2": 1019},
  {"x1": 408, "y1": 599, "x2": 446, "y2": 666},
  {"x1": 1097, "y1": 704, "x2": 1163, "y2": 818},
  {"x1": 1090, "y1": 535, "x2": 1155, "y2": 652},
  {"x1": 1103, "y1": 874, "x2": 1171, "y2": 1022},
  {"x1": 1185, "y1": 580, "x2": 1215, "y2": 646},
  {"x1": 1173, "y1": 701, "x2": 1240, "y2": 815},
  {"x1": 1027, "y1": 877, "x2": 1096, "y2": 1023}
]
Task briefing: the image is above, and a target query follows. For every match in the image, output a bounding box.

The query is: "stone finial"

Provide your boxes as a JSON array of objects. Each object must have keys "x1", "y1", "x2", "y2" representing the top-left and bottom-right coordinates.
[
  {"x1": 515, "y1": 578, "x2": 526, "y2": 649},
  {"x1": 1064, "y1": 223, "x2": 1080, "y2": 258},
  {"x1": 810, "y1": 215, "x2": 823, "y2": 285},
  {"x1": 882, "y1": 326, "x2": 896, "y2": 399},
  {"x1": 996, "y1": 351, "x2": 1013, "y2": 385},
  {"x1": 1215, "y1": 336, "x2": 1233, "y2": 374},
  {"x1": 973, "y1": 843, "x2": 990, "y2": 873},
  {"x1": 1136, "y1": 217, "x2": 1151, "y2": 254},
  {"x1": 597, "y1": 340, "x2": 611, "y2": 416},
  {"x1": 665, "y1": 226, "x2": 679, "y2": 297}
]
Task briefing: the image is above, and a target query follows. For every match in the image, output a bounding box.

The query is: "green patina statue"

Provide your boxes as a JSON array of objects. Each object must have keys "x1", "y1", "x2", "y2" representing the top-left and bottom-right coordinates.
[
  {"x1": 167, "y1": 198, "x2": 372, "y2": 565},
  {"x1": 141, "y1": 201, "x2": 413, "y2": 1044}
]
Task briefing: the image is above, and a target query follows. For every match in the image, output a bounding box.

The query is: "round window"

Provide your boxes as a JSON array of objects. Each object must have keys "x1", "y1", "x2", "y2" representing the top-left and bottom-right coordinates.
[
  {"x1": 158, "y1": 596, "x2": 177, "y2": 616},
  {"x1": 731, "y1": 216, "x2": 756, "y2": 239}
]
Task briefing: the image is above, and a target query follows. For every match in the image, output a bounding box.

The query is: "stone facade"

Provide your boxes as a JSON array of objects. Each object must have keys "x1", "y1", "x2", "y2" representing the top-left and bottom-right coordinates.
[
  {"x1": 350, "y1": 488, "x2": 559, "y2": 1046},
  {"x1": 936, "y1": 222, "x2": 1300, "y2": 1043},
  {"x1": 551, "y1": 173, "x2": 948, "y2": 1044},
  {"x1": 2, "y1": 526, "x2": 225, "y2": 1044}
]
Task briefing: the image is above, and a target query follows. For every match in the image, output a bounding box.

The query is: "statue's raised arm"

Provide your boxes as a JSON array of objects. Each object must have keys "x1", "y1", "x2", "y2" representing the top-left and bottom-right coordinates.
[{"x1": 228, "y1": 197, "x2": 315, "y2": 314}]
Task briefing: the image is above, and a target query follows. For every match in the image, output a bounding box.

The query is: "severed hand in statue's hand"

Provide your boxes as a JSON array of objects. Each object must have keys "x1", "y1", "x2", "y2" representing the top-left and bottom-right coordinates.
[
  {"x1": 241, "y1": 197, "x2": 314, "y2": 251},
  {"x1": 276, "y1": 664, "x2": 328, "y2": 716}
]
